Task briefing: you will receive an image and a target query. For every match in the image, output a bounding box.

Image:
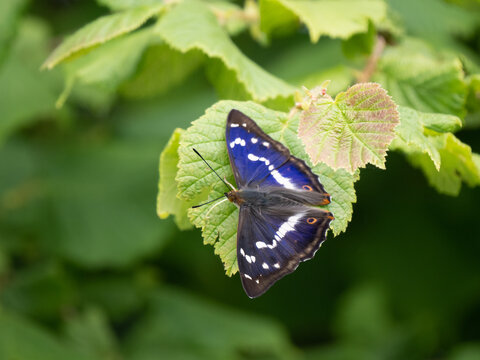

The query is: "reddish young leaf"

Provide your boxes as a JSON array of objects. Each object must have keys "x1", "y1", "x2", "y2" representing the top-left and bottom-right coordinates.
[{"x1": 298, "y1": 83, "x2": 399, "y2": 173}]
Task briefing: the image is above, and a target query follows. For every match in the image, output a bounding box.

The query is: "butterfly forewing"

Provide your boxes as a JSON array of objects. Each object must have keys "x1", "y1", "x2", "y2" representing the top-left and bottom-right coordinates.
[
  {"x1": 226, "y1": 110, "x2": 330, "y2": 205},
  {"x1": 226, "y1": 110, "x2": 289, "y2": 188},
  {"x1": 237, "y1": 204, "x2": 333, "y2": 298}
]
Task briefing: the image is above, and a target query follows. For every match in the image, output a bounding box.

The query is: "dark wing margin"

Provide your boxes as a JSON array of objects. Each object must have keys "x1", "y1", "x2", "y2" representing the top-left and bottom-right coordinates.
[{"x1": 237, "y1": 204, "x2": 333, "y2": 298}]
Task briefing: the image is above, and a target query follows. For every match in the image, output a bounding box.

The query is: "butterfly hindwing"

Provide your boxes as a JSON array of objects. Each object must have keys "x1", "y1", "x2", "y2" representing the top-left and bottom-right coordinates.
[
  {"x1": 226, "y1": 110, "x2": 330, "y2": 205},
  {"x1": 237, "y1": 204, "x2": 333, "y2": 298}
]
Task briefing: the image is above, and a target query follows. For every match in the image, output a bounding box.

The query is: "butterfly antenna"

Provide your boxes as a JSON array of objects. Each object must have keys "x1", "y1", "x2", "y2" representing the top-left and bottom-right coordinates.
[
  {"x1": 192, "y1": 148, "x2": 231, "y2": 191},
  {"x1": 191, "y1": 195, "x2": 226, "y2": 209}
]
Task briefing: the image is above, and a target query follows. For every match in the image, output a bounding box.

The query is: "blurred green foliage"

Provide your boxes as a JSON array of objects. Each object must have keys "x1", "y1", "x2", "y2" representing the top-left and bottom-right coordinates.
[{"x1": 0, "y1": 0, "x2": 479, "y2": 359}]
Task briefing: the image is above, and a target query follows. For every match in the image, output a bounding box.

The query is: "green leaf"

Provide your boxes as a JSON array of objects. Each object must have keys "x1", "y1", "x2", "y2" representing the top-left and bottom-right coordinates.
[
  {"x1": 392, "y1": 106, "x2": 462, "y2": 170},
  {"x1": 176, "y1": 100, "x2": 357, "y2": 275},
  {"x1": 408, "y1": 133, "x2": 480, "y2": 196},
  {"x1": 465, "y1": 74, "x2": 480, "y2": 129},
  {"x1": 79, "y1": 271, "x2": 154, "y2": 322},
  {"x1": 386, "y1": 0, "x2": 479, "y2": 47},
  {"x1": 298, "y1": 83, "x2": 399, "y2": 173},
  {"x1": 259, "y1": 0, "x2": 300, "y2": 39},
  {"x1": 260, "y1": 0, "x2": 387, "y2": 42},
  {"x1": 157, "y1": 128, "x2": 195, "y2": 230},
  {"x1": 121, "y1": 43, "x2": 203, "y2": 99},
  {"x1": 45, "y1": 142, "x2": 175, "y2": 268},
  {"x1": 265, "y1": 38, "x2": 352, "y2": 96},
  {"x1": 0, "y1": 262, "x2": 75, "y2": 320},
  {"x1": 335, "y1": 285, "x2": 396, "y2": 346},
  {"x1": 64, "y1": 307, "x2": 120, "y2": 360},
  {"x1": 420, "y1": 112, "x2": 463, "y2": 133},
  {"x1": 207, "y1": 0, "x2": 250, "y2": 37},
  {"x1": 97, "y1": 0, "x2": 163, "y2": 11},
  {"x1": 313, "y1": 163, "x2": 358, "y2": 237},
  {"x1": 374, "y1": 39, "x2": 467, "y2": 118},
  {"x1": 0, "y1": 0, "x2": 28, "y2": 64},
  {"x1": 341, "y1": 20, "x2": 376, "y2": 60},
  {"x1": 42, "y1": 4, "x2": 163, "y2": 70},
  {"x1": 0, "y1": 18, "x2": 64, "y2": 144},
  {"x1": 305, "y1": 285, "x2": 410, "y2": 360},
  {"x1": 154, "y1": 0, "x2": 296, "y2": 102},
  {"x1": 125, "y1": 288, "x2": 297, "y2": 360},
  {"x1": 0, "y1": 246, "x2": 8, "y2": 276},
  {"x1": 449, "y1": 343, "x2": 480, "y2": 360},
  {"x1": 102, "y1": 0, "x2": 251, "y2": 35},
  {"x1": 0, "y1": 310, "x2": 91, "y2": 360},
  {"x1": 57, "y1": 28, "x2": 155, "y2": 107}
]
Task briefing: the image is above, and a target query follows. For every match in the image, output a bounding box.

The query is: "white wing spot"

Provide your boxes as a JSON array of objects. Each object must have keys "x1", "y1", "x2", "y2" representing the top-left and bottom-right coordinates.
[
  {"x1": 244, "y1": 274, "x2": 252, "y2": 280},
  {"x1": 274, "y1": 214, "x2": 303, "y2": 241},
  {"x1": 248, "y1": 153, "x2": 273, "y2": 170},
  {"x1": 262, "y1": 263, "x2": 269, "y2": 269},
  {"x1": 240, "y1": 139, "x2": 246, "y2": 146},
  {"x1": 230, "y1": 137, "x2": 243, "y2": 149},
  {"x1": 256, "y1": 240, "x2": 278, "y2": 249},
  {"x1": 274, "y1": 263, "x2": 280, "y2": 269},
  {"x1": 242, "y1": 123, "x2": 247, "y2": 127},
  {"x1": 268, "y1": 240, "x2": 277, "y2": 249},
  {"x1": 242, "y1": 249, "x2": 256, "y2": 264},
  {"x1": 255, "y1": 279, "x2": 260, "y2": 284},
  {"x1": 271, "y1": 170, "x2": 295, "y2": 189},
  {"x1": 230, "y1": 123, "x2": 239, "y2": 127},
  {"x1": 256, "y1": 241, "x2": 267, "y2": 249},
  {"x1": 262, "y1": 141, "x2": 270, "y2": 147},
  {"x1": 251, "y1": 138, "x2": 258, "y2": 144}
]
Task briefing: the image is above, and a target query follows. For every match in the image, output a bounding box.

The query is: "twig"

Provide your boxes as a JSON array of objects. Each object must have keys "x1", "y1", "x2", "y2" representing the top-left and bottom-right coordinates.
[{"x1": 357, "y1": 35, "x2": 386, "y2": 83}]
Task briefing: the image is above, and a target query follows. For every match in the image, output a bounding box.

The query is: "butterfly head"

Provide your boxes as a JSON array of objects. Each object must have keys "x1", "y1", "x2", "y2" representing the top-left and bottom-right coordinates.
[{"x1": 225, "y1": 190, "x2": 244, "y2": 206}]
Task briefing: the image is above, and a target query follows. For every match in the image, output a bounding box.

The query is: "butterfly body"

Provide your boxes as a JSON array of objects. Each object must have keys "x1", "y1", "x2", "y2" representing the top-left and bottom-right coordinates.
[
  {"x1": 226, "y1": 187, "x2": 330, "y2": 208},
  {"x1": 224, "y1": 110, "x2": 334, "y2": 298}
]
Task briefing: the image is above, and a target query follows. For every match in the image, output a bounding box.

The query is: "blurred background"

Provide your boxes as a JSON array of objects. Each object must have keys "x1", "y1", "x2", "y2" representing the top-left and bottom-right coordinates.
[{"x1": 1, "y1": 0, "x2": 480, "y2": 359}]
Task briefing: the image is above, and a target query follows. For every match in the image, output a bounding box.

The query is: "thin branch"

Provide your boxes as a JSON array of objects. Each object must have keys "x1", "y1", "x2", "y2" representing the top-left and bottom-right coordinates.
[{"x1": 357, "y1": 35, "x2": 386, "y2": 83}]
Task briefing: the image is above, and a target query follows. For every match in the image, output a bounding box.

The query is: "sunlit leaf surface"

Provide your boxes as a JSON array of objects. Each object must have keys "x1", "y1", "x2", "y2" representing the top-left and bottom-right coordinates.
[{"x1": 298, "y1": 83, "x2": 399, "y2": 173}]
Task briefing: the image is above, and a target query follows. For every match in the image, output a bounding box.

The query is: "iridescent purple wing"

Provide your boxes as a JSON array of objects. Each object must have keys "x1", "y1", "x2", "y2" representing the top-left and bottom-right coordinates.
[
  {"x1": 226, "y1": 110, "x2": 330, "y2": 205},
  {"x1": 226, "y1": 110, "x2": 289, "y2": 188},
  {"x1": 237, "y1": 204, "x2": 333, "y2": 298}
]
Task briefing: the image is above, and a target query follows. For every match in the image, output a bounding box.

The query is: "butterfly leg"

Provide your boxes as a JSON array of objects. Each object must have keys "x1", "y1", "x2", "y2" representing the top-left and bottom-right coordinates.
[{"x1": 223, "y1": 176, "x2": 236, "y2": 191}]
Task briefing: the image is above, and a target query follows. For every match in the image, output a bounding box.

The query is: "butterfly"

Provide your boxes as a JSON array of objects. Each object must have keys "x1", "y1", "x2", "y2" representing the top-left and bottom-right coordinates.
[{"x1": 194, "y1": 109, "x2": 334, "y2": 298}]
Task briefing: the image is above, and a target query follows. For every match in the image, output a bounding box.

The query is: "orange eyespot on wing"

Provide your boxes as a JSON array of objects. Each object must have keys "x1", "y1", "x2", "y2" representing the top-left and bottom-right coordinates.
[
  {"x1": 302, "y1": 185, "x2": 313, "y2": 191},
  {"x1": 307, "y1": 217, "x2": 317, "y2": 224}
]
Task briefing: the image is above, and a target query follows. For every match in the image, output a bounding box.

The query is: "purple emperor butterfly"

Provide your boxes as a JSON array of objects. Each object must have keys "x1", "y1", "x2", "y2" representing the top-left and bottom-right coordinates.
[{"x1": 194, "y1": 110, "x2": 333, "y2": 298}]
